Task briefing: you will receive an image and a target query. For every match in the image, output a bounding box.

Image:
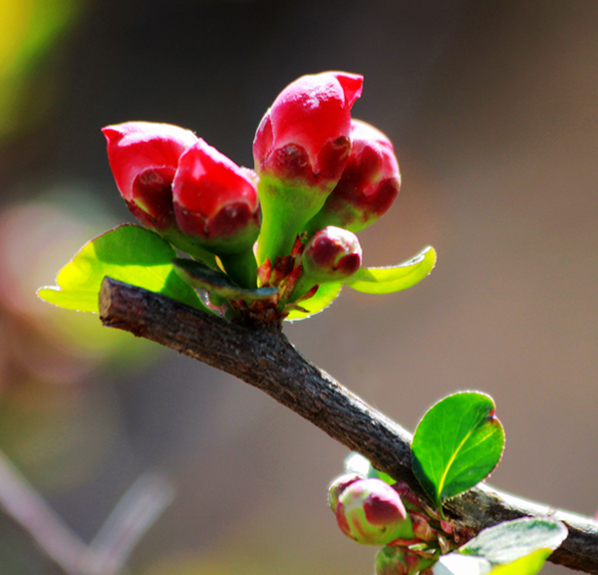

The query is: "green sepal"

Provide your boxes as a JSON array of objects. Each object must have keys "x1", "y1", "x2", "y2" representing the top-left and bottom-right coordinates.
[
  {"x1": 256, "y1": 175, "x2": 334, "y2": 265},
  {"x1": 285, "y1": 282, "x2": 342, "y2": 321},
  {"x1": 37, "y1": 224, "x2": 208, "y2": 314},
  {"x1": 343, "y1": 246, "x2": 436, "y2": 294},
  {"x1": 172, "y1": 258, "x2": 278, "y2": 304},
  {"x1": 412, "y1": 391, "x2": 505, "y2": 510}
]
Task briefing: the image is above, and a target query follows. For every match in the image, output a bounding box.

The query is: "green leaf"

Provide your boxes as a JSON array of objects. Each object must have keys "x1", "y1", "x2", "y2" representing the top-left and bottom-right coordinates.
[
  {"x1": 434, "y1": 543, "x2": 558, "y2": 575},
  {"x1": 489, "y1": 549, "x2": 552, "y2": 575},
  {"x1": 459, "y1": 517, "x2": 568, "y2": 568},
  {"x1": 172, "y1": 258, "x2": 278, "y2": 303},
  {"x1": 285, "y1": 282, "x2": 342, "y2": 321},
  {"x1": 412, "y1": 391, "x2": 505, "y2": 509},
  {"x1": 343, "y1": 246, "x2": 436, "y2": 294},
  {"x1": 38, "y1": 224, "x2": 207, "y2": 313}
]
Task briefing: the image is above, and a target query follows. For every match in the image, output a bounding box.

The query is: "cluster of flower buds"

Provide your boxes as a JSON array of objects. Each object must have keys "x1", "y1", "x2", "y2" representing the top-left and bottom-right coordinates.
[
  {"x1": 102, "y1": 122, "x2": 260, "y2": 287},
  {"x1": 102, "y1": 71, "x2": 404, "y2": 319},
  {"x1": 328, "y1": 474, "x2": 467, "y2": 575}
]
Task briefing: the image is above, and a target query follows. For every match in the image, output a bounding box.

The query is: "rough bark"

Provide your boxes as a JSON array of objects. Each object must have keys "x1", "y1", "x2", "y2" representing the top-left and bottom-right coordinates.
[{"x1": 99, "y1": 277, "x2": 598, "y2": 574}]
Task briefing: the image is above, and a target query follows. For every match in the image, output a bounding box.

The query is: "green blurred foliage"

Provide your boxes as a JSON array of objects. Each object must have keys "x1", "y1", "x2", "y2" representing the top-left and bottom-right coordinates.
[{"x1": 0, "y1": 0, "x2": 86, "y2": 139}]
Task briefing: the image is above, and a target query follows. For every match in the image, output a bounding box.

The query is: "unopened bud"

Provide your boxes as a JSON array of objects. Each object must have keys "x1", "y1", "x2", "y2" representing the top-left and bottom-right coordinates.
[
  {"x1": 335, "y1": 478, "x2": 413, "y2": 545},
  {"x1": 305, "y1": 119, "x2": 400, "y2": 235},
  {"x1": 302, "y1": 226, "x2": 362, "y2": 283},
  {"x1": 173, "y1": 140, "x2": 260, "y2": 255},
  {"x1": 102, "y1": 121, "x2": 198, "y2": 231},
  {"x1": 253, "y1": 72, "x2": 363, "y2": 264}
]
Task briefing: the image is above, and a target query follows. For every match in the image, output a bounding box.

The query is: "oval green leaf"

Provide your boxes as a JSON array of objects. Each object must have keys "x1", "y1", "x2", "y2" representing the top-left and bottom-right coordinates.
[
  {"x1": 343, "y1": 246, "x2": 436, "y2": 294},
  {"x1": 172, "y1": 258, "x2": 278, "y2": 303},
  {"x1": 459, "y1": 517, "x2": 568, "y2": 567},
  {"x1": 285, "y1": 282, "x2": 342, "y2": 321},
  {"x1": 38, "y1": 224, "x2": 207, "y2": 313},
  {"x1": 412, "y1": 391, "x2": 505, "y2": 509}
]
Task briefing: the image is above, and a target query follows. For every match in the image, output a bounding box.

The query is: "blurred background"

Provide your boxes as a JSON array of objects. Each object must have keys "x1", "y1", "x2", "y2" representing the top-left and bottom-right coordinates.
[{"x1": 0, "y1": 0, "x2": 596, "y2": 573}]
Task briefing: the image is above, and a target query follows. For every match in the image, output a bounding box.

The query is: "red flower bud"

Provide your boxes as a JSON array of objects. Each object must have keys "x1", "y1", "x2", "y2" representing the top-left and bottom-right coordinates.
[
  {"x1": 335, "y1": 478, "x2": 413, "y2": 546},
  {"x1": 102, "y1": 121, "x2": 198, "y2": 230},
  {"x1": 306, "y1": 119, "x2": 400, "y2": 234},
  {"x1": 302, "y1": 226, "x2": 362, "y2": 282},
  {"x1": 253, "y1": 72, "x2": 363, "y2": 189},
  {"x1": 172, "y1": 139, "x2": 260, "y2": 254},
  {"x1": 253, "y1": 72, "x2": 363, "y2": 265}
]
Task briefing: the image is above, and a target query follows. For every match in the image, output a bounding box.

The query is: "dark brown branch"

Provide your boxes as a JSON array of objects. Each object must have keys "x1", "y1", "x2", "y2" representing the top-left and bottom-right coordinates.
[{"x1": 99, "y1": 277, "x2": 598, "y2": 574}]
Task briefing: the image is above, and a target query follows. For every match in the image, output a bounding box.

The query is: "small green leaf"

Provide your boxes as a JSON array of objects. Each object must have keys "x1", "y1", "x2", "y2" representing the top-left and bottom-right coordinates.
[
  {"x1": 38, "y1": 224, "x2": 207, "y2": 313},
  {"x1": 459, "y1": 517, "x2": 567, "y2": 568},
  {"x1": 173, "y1": 258, "x2": 278, "y2": 303},
  {"x1": 412, "y1": 391, "x2": 505, "y2": 509},
  {"x1": 285, "y1": 282, "x2": 342, "y2": 321},
  {"x1": 343, "y1": 246, "x2": 436, "y2": 294}
]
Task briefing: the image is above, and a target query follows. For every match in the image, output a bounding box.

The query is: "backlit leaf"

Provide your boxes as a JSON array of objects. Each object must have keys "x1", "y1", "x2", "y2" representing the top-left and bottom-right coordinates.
[
  {"x1": 285, "y1": 282, "x2": 342, "y2": 320},
  {"x1": 38, "y1": 224, "x2": 207, "y2": 313},
  {"x1": 343, "y1": 246, "x2": 436, "y2": 294}
]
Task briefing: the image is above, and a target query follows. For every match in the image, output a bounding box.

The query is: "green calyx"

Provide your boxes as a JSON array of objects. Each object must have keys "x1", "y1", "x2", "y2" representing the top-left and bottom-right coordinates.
[{"x1": 256, "y1": 174, "x2": 334, "y2": 265}]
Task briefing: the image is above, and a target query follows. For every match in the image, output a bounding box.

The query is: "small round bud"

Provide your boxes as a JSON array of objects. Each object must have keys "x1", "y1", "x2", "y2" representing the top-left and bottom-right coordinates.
[
  {"x1": 302, "y1": 226, "x2": 362, "y2": 283},
  {"x1": 335, "y1": 478, "x2": 413, "y2": 545}
]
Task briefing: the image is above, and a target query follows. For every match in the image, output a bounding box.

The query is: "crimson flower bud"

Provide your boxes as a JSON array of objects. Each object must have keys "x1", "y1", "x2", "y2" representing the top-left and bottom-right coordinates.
[
  {"x1": 102, "y1": 121, "x2": 198, "y2": 231},
  {"x1": 328, "y1": 473, "x2": 362, "y2": 513},
  {"x1": 253, "y1": 71, "x2": 363, "y2": 265},
  {"x1": 306, "y1": 119, "x2": 400, "y2": 235},
  {"x1": 335, "y1": 478, "x2": 413, "y2": 546},
  {"x1": 254, "y1": 72, "x2": 363, "y2": 189},
  {"x1": 172, "y1": 139, "x2": 260, "y2": 255},
  {"x1": 302, "y1": 226, "x2": 362, "y2": 282}
]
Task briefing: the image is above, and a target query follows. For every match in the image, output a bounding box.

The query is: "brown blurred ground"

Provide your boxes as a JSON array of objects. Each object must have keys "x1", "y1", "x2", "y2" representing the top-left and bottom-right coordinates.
[{"x1": 0, "y1": 1, "x2": 596, "y2": 574}]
